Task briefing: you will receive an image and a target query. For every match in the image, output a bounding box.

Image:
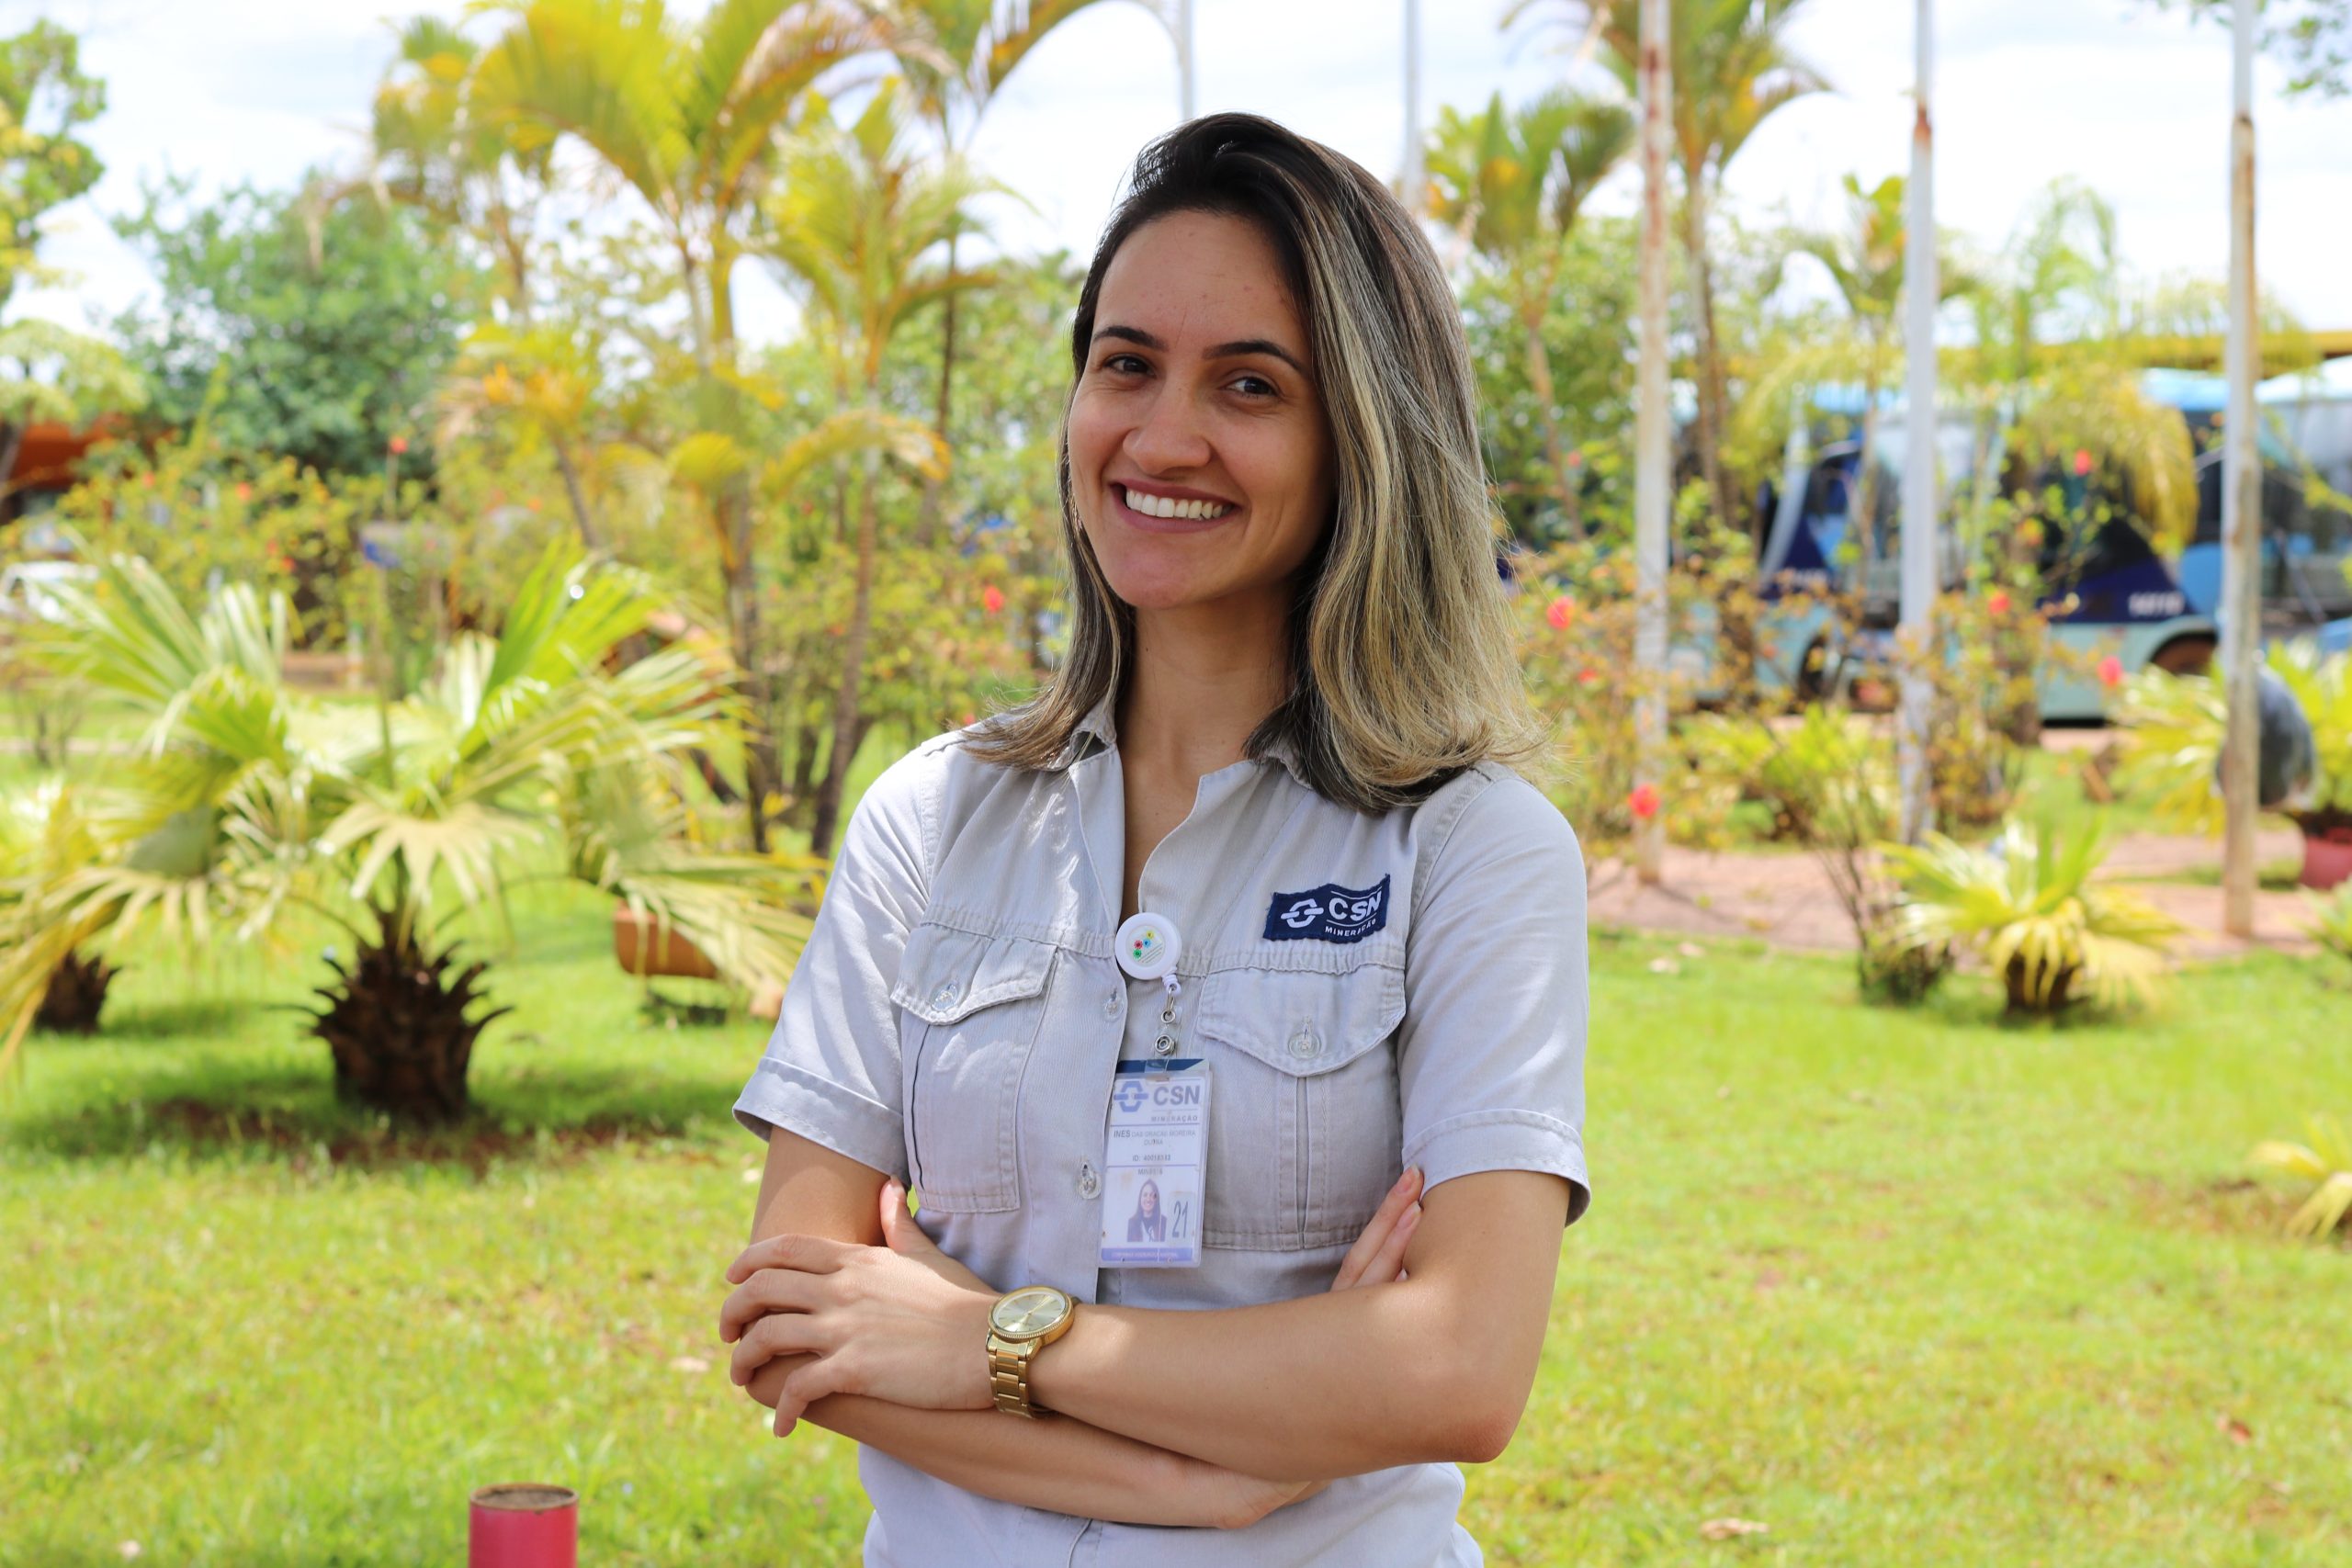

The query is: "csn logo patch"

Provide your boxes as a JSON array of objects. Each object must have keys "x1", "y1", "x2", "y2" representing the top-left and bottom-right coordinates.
[{"x1": 1262, "y1": 874, "x2": 1391, "y2": 944}]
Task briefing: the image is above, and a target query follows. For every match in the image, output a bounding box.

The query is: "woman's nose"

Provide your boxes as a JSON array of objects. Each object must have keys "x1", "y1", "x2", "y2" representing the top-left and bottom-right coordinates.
[{"x1": 1123, "y1": 384, "x2": 1213, "y2": 474}]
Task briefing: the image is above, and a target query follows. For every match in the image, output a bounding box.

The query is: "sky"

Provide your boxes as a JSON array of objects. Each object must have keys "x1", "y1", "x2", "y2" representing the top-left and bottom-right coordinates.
[{"x1": 8, "y1": 0, "x2": 2349, "y2": 346}]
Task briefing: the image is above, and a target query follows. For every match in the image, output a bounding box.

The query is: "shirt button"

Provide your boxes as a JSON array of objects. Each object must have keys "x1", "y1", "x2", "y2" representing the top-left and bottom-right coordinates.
[
  {"x1": 1289, "y1": 1022, "x2": 1319, "y2": 1059},
  {"x1": 1102, "y1": 992, "x2": 1122, "y2": 1020},
  {"x1": 1077, "y1": 1162, "x2": 1102, "y2": 1199},
  {"x1": 930, "y1": 981, "x2": 958, "y2": 1010}
]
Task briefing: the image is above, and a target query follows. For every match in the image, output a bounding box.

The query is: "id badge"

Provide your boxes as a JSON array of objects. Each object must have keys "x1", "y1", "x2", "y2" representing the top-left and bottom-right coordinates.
[{"x1": 1098, "y1": 1060, "x2": 1209, "y2": 1269}]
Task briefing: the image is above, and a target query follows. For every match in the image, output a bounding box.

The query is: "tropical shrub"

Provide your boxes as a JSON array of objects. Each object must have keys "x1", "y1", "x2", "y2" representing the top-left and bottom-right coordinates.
[
  {"x1": 0, "y1": 781, "x2": 116, "y2": 1032},
  {"x1": 2249, "y1": 1116, "x2": 2352, "y2": 1240},
  {"x1": 1881, "y1": 818, "x2": 2180, "y2": 1015},
  {"x1": 0, "y1": 545, "x2": 820, "y2": 1118}
]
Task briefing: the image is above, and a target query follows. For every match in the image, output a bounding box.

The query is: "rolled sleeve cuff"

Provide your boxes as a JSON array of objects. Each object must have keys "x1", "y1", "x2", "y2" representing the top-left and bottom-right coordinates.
[
  {"x1": 1404, "y1": 1110, "x2": 1590, "y2": 1225},
  {"x1": 731, "y1": 1055, "x2": 908, "y2": 1185}
]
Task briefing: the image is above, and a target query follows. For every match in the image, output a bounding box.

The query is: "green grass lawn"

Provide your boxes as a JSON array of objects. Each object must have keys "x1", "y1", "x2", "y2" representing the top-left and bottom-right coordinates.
[{"x1": 5, "y1": 888, "x2": 2350, "y2": 1565}]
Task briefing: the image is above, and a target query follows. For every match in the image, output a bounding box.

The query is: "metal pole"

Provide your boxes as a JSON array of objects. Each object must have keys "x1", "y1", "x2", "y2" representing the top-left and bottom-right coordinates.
[
  {"x1": 1897, "y1": 0, "x2": 1939, "y2": 845},
  {"x1": 1634, "y1": 0, "x2": 1670, "y2": 886},
  {"x1": 1401, "y1": 0, "x2": 1424, "y2": 218},
  {"x1": 2220, "y1": 0, "x2": 2260, "y2": 936},
  {"x1": 1178, "y1": 0, "x2": 1196, "y2": 121}
]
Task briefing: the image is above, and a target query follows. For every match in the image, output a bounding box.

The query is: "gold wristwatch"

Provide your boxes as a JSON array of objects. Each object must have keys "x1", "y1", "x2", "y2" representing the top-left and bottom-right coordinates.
[{"x1": 986, "y1": 1285, "x2": 1076, "y2": 1418}]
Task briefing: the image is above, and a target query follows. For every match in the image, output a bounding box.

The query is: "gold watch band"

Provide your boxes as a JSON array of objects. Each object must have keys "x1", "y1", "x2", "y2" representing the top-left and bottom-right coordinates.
[{"x1": 987, "y1": 1337, "x2": 1044, "y2": 1417}]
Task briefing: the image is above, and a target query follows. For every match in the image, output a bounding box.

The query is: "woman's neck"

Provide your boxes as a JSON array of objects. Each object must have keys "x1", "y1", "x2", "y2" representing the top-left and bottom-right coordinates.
[{"x1": 1118, "y1": 592, "x2": 1290, "y2": 782}]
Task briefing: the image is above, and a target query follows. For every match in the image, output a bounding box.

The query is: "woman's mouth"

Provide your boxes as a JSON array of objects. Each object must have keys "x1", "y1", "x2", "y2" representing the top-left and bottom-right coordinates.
[{"x1": 1113, "y1": 483, "x2": 1239, "y2": 532}]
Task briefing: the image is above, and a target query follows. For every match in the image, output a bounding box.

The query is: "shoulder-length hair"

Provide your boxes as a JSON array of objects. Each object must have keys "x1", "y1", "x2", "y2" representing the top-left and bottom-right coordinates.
[{"x1": 967, "y1": 112, "x2": 1541, "y2": 812}]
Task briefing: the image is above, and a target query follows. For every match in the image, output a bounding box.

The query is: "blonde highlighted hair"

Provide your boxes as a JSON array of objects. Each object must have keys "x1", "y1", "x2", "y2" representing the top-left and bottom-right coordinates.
[{"x1": 968, "y1": 112, "x2": 1541, "y2": 812}]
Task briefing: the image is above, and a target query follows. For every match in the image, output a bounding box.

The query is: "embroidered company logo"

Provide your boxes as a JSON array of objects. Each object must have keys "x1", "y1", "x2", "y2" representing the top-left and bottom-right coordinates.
[{"x1": 1261, "y1": 874, "x2": 1391, "y2": 944}]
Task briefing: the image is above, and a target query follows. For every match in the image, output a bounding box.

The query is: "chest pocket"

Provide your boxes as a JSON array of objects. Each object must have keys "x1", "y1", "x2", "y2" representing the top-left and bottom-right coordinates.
[
  {"x1": 891, "y1": 924, "x2": 1057, "y2": 1213},
  {"x1": 1194, "y1": 957, "x2": 1407, "y2": 1251}
]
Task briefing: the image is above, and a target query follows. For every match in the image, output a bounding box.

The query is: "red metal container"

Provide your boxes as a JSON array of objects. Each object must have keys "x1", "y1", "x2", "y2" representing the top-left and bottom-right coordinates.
[{"x1": 469, "y1": 1483, "x2": 578, "y2": 1568}]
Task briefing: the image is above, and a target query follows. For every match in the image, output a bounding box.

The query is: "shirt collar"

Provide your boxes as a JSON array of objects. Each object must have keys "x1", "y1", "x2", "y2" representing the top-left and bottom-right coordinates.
[{"x1": 1057, "y1": 690, "x2": 1309, "y2": 788}]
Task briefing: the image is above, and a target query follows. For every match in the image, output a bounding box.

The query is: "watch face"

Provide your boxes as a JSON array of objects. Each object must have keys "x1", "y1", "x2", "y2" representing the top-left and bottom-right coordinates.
[{"x1": 989, "y1": 1286, "x2": 1069, "y2": 1339}]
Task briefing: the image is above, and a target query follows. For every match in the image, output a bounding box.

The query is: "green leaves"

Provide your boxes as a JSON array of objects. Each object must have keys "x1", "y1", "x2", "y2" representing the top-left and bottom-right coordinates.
[
  {"x1": 2249, "y1": 1114, "x2": 2352, "y2": 1238},
  {"x1": 1880, "y1": 817, "x2": 2181, "y2": 1015}
]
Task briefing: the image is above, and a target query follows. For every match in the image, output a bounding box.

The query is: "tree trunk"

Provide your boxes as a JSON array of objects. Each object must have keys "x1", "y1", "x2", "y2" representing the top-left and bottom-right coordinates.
[
  {"x1": 1521, "y1": 244, "x2": 1581, "y2": 540},
  {"x1": 912, "y1": 226, "x2": 961, "y2": 550},
  {"x1": 810, "y1": 446, "x2": 883, "y2": 859},
  {"x1": 1854, "y1": 370, "x2": 1882, "y2": 581},
  {"x1": 34, "y1": 949, "x2": 116, "y2": 1034},
  {"x1": 550, "y1": 440, "x2": 602, "y2": 552},
  {"x1": 309, "y1": 903, "x2": 512, "y2": 1123},
  {"x1": 1680, "y1": 174, "x2": 1739, "y2": 539}
]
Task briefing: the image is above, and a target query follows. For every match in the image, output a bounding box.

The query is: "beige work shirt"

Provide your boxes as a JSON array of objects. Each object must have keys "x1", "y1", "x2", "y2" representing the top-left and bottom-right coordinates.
[{"x1": 733, "y1": 698, "x2": 1590, "y2": 1567}]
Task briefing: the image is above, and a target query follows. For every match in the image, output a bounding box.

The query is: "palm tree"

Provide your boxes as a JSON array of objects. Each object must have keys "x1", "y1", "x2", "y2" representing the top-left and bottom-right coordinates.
[
  {"x1": 1428, "y1": 86, "x2": 1634, "y2": 537},
  {"x1": 761, "y1": 79, "x2": 992, "y2": 856},
  {"x1": 0, "y1": 546, "x2": 818, "y2": 1115},
  {"x1": 1507, "y1": 0, "x2": 1828, "y2": 539},
  {"x1": 891, "y1": 1, "x2": 1152, "y2": 539},
  {"x1": 471, "y1": 0, "x2": 926, "y2": 851}
]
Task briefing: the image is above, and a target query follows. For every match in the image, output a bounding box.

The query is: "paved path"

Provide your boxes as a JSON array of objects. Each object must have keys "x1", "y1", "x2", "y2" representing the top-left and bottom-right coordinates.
[{"x1": 1589, "y1": 827, "x2": 2321, "y2": 960}]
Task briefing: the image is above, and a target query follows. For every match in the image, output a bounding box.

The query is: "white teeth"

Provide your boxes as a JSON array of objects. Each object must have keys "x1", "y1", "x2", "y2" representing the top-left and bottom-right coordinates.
[{"x1": 1121, "y1": 486, "x2": 1234, "y2": 521}]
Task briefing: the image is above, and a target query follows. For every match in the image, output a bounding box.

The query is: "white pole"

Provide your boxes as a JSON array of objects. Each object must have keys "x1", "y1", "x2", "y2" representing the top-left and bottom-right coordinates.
[
  {"x1": 1634, "y1": 0, "x2": 1670, "y2": 886},
  {"x1": 2220, "y1": 0, "x2": 2260, "y2": 936},
  {"x1": 1401, "y1": 0, "x2": 1425, "y2": 218},
  {"x1": 1897, "y1": 0, "x2": 1939, "y2": 845},
  {"x1": 1178, "y1": 0, "x2": 1196, "y2": 121}
]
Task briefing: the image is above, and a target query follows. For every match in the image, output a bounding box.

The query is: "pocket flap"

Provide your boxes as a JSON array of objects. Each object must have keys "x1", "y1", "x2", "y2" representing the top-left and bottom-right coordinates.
[
  {"x1": 890, "y1": 923, "x2": 1056, "y2": 1023},
  {"x1": 1196, "y1": 960, "x2": 1405, "y2": 1077}
]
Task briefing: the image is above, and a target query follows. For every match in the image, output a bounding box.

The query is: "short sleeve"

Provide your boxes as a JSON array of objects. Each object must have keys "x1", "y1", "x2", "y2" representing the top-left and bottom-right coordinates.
[
  {"x1": 1395, "y1": 770, "x2": 1591, "y2": 1224},
  {"x1": 729, "y1": 742, "x2": 943, "y2": 1181}
]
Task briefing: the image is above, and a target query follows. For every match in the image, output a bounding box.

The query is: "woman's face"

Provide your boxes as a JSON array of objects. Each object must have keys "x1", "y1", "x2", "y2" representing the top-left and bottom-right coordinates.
[
  {"x1": 1139, "y1": 1181, "x2": 1159, "y2": 1215},
  {"x1": 1067, "y1": 209, "x2": 1336, "y2": 616}
]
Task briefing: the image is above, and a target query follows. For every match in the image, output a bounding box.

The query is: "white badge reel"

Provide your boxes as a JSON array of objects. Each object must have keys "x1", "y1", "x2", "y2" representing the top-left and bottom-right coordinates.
[
  {"x1": 1115, "y1": 911, "x2": 1184, "y2": 1057},
  {"x1": 1114, "y1": 911, "x2": 1181, "y2": 981}
]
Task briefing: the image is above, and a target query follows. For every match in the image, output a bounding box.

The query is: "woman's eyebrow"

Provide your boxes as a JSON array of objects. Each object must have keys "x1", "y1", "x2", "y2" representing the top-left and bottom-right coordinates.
[{"x1": 1092, "y1": 323, "x2": 1308, "y2": 378}]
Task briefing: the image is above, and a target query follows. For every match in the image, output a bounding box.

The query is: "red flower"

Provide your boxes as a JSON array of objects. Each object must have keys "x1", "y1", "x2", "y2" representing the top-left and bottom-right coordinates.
[
  {"x1": 389, "y1": 435, "x2": 410, "y2": 456},
  {"x1": 2098, "y1": 654, "x2": 2125, "y2": 688},
  {"x1": 1627, "y1": 783, "x2": 1661, "y2": 821},
  {"x1": 234, "y1": 481, "x2": 254, "y2": 503},
  {"x1": 2072, "y1": 449, "x2": 2093, "y2": 478},
  {"x1": 1576, "y1": 667, "x2": 1600, "y2": 686},
  {"x1": 1545, "y1": 595, "x2": 1575, "y2": 631},
  {"x1": 1986, "y1": 590, "x2": 2011, "y2": 616},
  {"x1": 1565, "y1": 450, "x2": 1583, "y2": 468},
  {"x1": 981, "y1": 583, "x2": 1006, "y2": 615}
]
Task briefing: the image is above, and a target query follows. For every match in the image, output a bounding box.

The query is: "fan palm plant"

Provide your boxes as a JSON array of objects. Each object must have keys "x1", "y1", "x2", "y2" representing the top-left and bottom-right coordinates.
[
  {"x1": 1, "y1": 545, "x2": 816, "y2": 1118},
  {"x1": 0, "y1": 781, "x2": 117, "y2": 1032},
  {"x1": 2249, "y1": 1115, "x2": 2352, "y2": 1240},
  {"x1": 1880, "y1": 818, "x2": 2180, "y2": 1015}
]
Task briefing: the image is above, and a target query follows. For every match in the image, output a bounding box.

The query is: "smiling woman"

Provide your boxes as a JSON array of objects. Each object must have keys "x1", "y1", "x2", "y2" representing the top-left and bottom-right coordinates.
[{"x1": 722, "y1": 113, "x2": 1589, "y2": 1568}]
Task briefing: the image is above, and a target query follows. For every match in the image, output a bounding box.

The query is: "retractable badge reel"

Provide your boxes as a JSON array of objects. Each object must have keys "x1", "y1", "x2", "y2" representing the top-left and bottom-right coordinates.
[{"x1": 1114, "y1": 911, "x2": 1183, "y2": 1056}]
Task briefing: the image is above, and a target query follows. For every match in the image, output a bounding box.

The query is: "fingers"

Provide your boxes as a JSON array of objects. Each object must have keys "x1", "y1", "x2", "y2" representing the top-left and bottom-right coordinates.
[
  {"x1": 729, "y1": 1304, "x2": 837, "y2": 1387},
  {"x1": 1331, "y1": 1168, "x2": 1422, "y2": 1292},
  {"x1": 1353, "y1": 1200, "x2": 1419, "y2": 1289},
  {"x1": 725, "y1": 1232, "x2": 853, "y2": 1286},
  {"x1": 782, "y1": 1352, "x2": 854, "y2": 1411},
  {"x1": 718, "y1": 1266, "x2": 826, "y2": 1345},
  {"x1": 879, "y1": 1179, "x2": 933, "y2": 1255}
]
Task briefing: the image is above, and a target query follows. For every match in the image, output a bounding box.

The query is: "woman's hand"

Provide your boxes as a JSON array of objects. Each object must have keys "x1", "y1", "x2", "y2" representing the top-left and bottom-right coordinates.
[
  {"x1": 720, "y1": 1179, "x2": 998, "y2": 1435},
  {"x1": 1330, "y1": 1167, "x2": 1421, "y2": 1292}
]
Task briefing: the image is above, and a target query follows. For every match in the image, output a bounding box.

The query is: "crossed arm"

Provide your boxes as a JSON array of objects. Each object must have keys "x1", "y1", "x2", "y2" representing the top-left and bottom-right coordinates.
[{"x1": 720, "y1": 1126, "x2": 1571, "y2": 1528}]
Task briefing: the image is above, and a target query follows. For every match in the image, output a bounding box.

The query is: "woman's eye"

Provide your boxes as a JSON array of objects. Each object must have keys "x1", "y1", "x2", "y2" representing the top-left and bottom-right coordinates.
[
  {"x1": 1100, "y1": 353, "x2": 1148, "y2": 375},
  {"x1": 1229, "y1": 373, "x2": 1279, "y2": 399}
]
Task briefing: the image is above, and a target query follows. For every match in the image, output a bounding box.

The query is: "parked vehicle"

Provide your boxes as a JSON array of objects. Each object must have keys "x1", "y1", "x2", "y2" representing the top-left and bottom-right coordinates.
[{"x1": 0, "y1": 560, "x2": 97, "y2": 625}]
